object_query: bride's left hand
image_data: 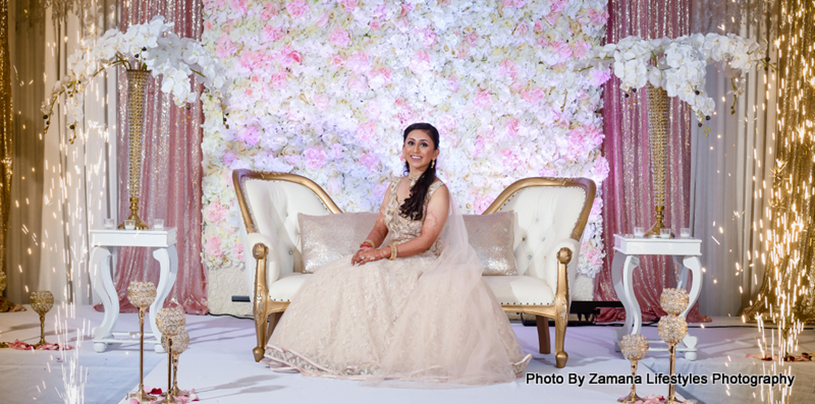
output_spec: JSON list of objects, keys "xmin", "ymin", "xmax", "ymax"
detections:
[{"xmin": 352, "ymin": 247, "xmax": 386, "ymax": 265}]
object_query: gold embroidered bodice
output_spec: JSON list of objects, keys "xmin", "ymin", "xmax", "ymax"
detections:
[{"xmin": 384, "ymin": 178, "xmax": 444, "ymax": 255}]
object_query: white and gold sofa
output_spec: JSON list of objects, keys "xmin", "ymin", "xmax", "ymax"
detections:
[{"xmin": 233, "ymin": 169, "xmax": 595, "ymax": 368}]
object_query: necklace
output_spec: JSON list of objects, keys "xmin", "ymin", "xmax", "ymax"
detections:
[{"xmin": 408, "ymin": 174, "xmax": 420, "ymax": 186}]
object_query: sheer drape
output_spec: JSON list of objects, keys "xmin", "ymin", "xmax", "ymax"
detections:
[
  {"xmin": 688, "ymin": 0, "xmax": 777, "ymax": 317},
  {"xmin": 594, "ymin": 0, "xmax": 709, "ymax": 323},
  {"xmin": 6, "ymin": 1, "xmax": 118, "ymax": 305},
  {"xmin": 111, "ymin": 0, "xmax": 207, "ymax": 314}
]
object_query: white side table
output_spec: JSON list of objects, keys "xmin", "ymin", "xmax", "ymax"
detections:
[
  {"xmin": 89, "ymin": 228, "xmax": 178, "ymax": 353},
  {"xmin": 611, "ymin": 234, "xmax": 702, "ymax": 360}
]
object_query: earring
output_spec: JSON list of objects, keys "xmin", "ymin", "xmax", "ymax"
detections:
[{"xmin": 431, "ymin": 160, "xmax": 435, "ymax": 169}]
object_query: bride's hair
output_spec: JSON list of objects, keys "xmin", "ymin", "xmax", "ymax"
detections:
[{"xmin": 400, "ymin": 122, "xmax": 439, "ymax": 221}]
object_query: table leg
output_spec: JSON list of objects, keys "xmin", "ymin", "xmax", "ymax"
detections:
[
  {"xmin": 679, "ymin": 256, "xmax": 702, "ymax": 320},
  {"xmin": 150, "ymin": 245, "xmax": 179, "ymax": 352},
  {"xmin": 613, "ymin": 252, "xmax": 642, "ymax": 345},
  {"xmin": 90, "ymin": 246, "xmax": 118, "ymax": 352}
]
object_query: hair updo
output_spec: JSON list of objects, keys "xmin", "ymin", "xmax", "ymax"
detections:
[{"xmin": 400, "ymin": 122, "xmax": 439, "ymax": 221}]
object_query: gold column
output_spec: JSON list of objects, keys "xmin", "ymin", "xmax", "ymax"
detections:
[
  {"xmin": 0, "ymin": 0, "xmax": 18, "ymax": 312},
  {"xmin": 745, "ymin": 0, "xmax": 815, "ymax": 347}
]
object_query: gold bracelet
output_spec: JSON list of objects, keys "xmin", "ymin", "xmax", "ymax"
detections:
[
  {"xmin": 389, "ymin": 244, "xmax": 397, "ymax": 260},
  {"xmin": 360, "ymin": 240, "xmax": 374, "ymax": 248}
]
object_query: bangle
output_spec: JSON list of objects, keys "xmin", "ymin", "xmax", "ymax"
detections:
[
  {"xmin": 389, "ymin": 244, "xmax": 397, "ymax": 260},
  {"xmin": 360, "ymin": 240, "xmax": 374, "ymax": 248}
]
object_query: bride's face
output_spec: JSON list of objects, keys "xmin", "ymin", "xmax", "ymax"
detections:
[{"xmin": 403, "ymin": 130, "xmax": 439, "ymax": 173}]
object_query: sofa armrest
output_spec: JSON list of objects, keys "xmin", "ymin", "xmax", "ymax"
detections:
[
  {"xmin": 537, "ymin": 239, "xmax": 580, "ymax": 304},
  {"xmin": 245, "ymin": 232, "xmax": 281, "ymax": 303}
]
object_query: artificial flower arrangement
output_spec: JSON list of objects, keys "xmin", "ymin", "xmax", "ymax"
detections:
[
  {"xmin": 593, "ymin": 33, "xmax": 766, "ymax": 122},
  {"xmin": 42, "ymin": 16, "xmax": 231, "ymax": 142}
]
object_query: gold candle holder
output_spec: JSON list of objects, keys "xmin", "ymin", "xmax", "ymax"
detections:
[
  {"xmin": 658, "ymin": 288, "xmax": 690, "ymax": 404},
  {"xmin": 156, "ymin": 308, "xmax": 186, "ymax": 401},
  {"xmin": 118, "ymin": 69, "xmax": 151, "ymax": 230},
  {"xmin": 167, "ymin": 330, "xmax": 189, "ymax": 399},
  {"xmin": 619, "ymin": 334, "xmax": 649, "ymax": 403},
  {"xmin": 29, "ymin": 291, "xmax": 54, "ymax": 346},
  {"xmin": 126, "ymin": 281, "xmax": 157, "ymax": 402}
]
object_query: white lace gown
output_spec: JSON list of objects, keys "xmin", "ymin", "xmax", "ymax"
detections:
[{"xmin": 265, "ymin": 179, "xmax": 531, "ymax": 384}]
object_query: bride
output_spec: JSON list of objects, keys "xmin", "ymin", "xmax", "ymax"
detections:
[{"xmin": 265, "ymin": 123, "xmax": 531, "ymax": 384}]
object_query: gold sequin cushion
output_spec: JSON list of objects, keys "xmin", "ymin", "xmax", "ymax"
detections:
[
  {"xmin": 463, "ymin": 212, "xmax": 518, "ymax": 276},
  {"xmin": 299, "ymin": 212, "xmax": 378, "ymax": 273}
]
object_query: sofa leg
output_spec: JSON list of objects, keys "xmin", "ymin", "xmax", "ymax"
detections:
[
  {"xmin": 535, "ymin": 316, "xmax": 551, "ymax": 354},
  {"xmin": 267, "ymin": 312, "xmax": 282, "ymax": 340},
  {"xmin": 253, "ymin": 312, "xmax": 270, "ymax": 362},
  {"xmin": 554, "ymin": 312, "xmax": 568, "ymax": 368}
]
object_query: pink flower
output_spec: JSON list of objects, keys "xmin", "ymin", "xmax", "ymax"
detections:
[
  {"xmin": 329, "ymin": 27, "xmax": 351, "ymax": 47},
  {"xmin": 516, "ymin": 22, "xmax": 529, "ymax": 35},
  {"xmin": 552, "ymin": 39, "xmax": 572, "ymax": 60},
  {"xmin": 593, "ymin": 158, "xmax": 610, "ymax": 182},
  {"xmin": 283, "ymin": 155, "xmax": 301, "ymax": 167},
  {"xmin": 465, "ymin": 31, "xmax": 479, "ymax": 46},
  {"xmin": 206, "ymin": 201, "xmax": 228, "ymax": 222},
  {"xmin": 313, "ymin": 94, "xmax": 330, "ymax": 111},
  {"xmin": 270, "ymin": 71, "xmax": 287, "ymax": 89},
  {"xmin": 304, "ymin": 147, "xmax": 328, "ymax": 170},
  {"xmin": 534, "ymin": 21, "xmax": 543, "ymax": 32},
  {"xmin": 279, "ymin": 46, "xmax": 302, "ymax": 66},
  {"xmin": 474, "ymin": 194, "xmax": 494, "ymax": 214},
  {"xmin": 590, "ymin": 68, "xmax": 612, "ymax": 86},
  {"xmin": 587, "ymin": 8, "xmax": 609, "ymax": 25},
  {"xmin": 540, "ymin": 167, "xmax": 558, "ymax": 177},
  {"xmin": 572, "ymin": 40, "xmax": 591, "ymax": 58},
  {"xmin": 330, "ymin": 54, "xmax": 345, "ymax": 67},
  {"xmin": 359, "ymin": 153, "xmax": 379, "ymax": 173},
  {"xmin": 370, "ymin": 20, "xmax": 381, "ymax": 30},
  {"xmin": 222, "ymin": 150, "xmax": 239, "ymax": 167},
  {"xmin": 417, "ymin": 26, "xmax": 437, "ymax": 47},
  {"xmin": 230, "ymin": 0, "xmax": 247, "ymax": 16},
  {"xmin": 215, "ymin": 34, "xmax": 237, "ymax": 59},
  {"xmin": 499, "ymin": 59, "xmax": 517, "ymax": 79},
  {"xmin": 357, "ymin": 121, "xmax": 377, "ymax": 147},
  {"xmin": 374, "ymin": 183, "xmax": 388, "ymax": 199},
  {"xmin": 473, "ymin": 89, "xmax": 493, "ymax": 109},
  {"xmin": 206, "ymin": 236, "xmax": 222, "ymax": 258},
  {"xmin": 505, "ymin": 118, "xmax": 520, "ymax": 137},
  {"xmin": 263, "ymin": 26, "xmax": 285, "ymax": 42},
  {"xmin": 369, "ymin": 67, "xmax": 392, "ymax": 87},
  {"xmin": 449, "ymin": 76, "xmax": 460, "ymax": 92},
  {"xmin": 347, "ymin": 52, "xmax": 369, "ymax": 74},
  {"xmin": 590, "ymin": 197, "xmax": 603, "ymax": 218},
  {"xmin": 502, "ymin": 0, "xmax": 526, "ymax": 8},
  {"xmin": 347, "ymin": 74, "xmax": 367, "ymax": 92},
  {"xmin": 204, "ymin": 21, "xmax": 213, "ymax": 31},
  {"xmin": 286, "ymin": 0, "xmax": 308, "ymax": 18},
  {"xmin": 339, "ymin": 0, "xmax": 357, "ymax": 12},
  {"xmin": 236, "ymin": 126, "xmax": 260, "ymax": 146}
]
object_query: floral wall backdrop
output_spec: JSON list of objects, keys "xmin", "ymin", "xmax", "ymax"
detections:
[{"xmin": 201, "ymin": 0, "xmax": 609, "ymax": 314}]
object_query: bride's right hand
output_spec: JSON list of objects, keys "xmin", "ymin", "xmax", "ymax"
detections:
[{"xmin": 352, "ymin": 247, "xmax": 370, "ymax": 265}]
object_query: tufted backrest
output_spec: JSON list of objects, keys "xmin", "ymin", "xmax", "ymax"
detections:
[
  {"xmin": 484, "ymin": 178, "xmax": 595, "ymax": 289},
  {"xmin": 234, "ymin": 170, "xmax": 341, "ymax": 279}
]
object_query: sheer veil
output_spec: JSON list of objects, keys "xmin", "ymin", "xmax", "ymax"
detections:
[{"xmin": 369, "ymin": 192, "xmax": 527, "ymax": 386}]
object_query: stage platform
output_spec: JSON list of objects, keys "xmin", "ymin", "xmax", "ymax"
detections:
[{"xmin": 1, "ymin": 305, "xmax": 812, "ymax": 403}]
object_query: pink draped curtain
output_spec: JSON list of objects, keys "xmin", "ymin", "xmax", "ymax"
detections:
[
  {"xmin": 593, "ymin": 0, "xmax": 709, "ymax": 323},
  {"xmin": 108, "ymin": 0, "xmax": 208, "ymax": 314}
]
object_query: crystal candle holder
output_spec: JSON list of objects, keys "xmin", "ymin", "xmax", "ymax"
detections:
[
  {"xmin": 619, "ymin": 334, "xmax": 649, "ymax": 403},
  {"xmin": 126, "ymin": 281, "xmax": 157, "ymax": 402},
  {"xmin": 156, "ymin": 307, "xmax": 186, "ymax": 337},
  {"xmin": 30, "ymin": 291, "xmax": 54, "ymax": 346}
]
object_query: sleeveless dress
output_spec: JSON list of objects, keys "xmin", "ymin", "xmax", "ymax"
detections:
[{"xmin": 264, "ymin": 178, "xmax": 530, "ymax": 383}]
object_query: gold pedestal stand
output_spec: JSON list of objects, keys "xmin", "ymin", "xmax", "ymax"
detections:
[
  {"xmin": 126, "ymin": 282, "xmax": 157, "ymax": 402},
  {"xmin": 118, "ymin": 70, "xmax": 151, "ymax": 230},
  {"xmin": 156, "ymin": 308, "xmax": 187, "ymax": 402},
  {"xmin": 644, "ymin": 84, "xmax": 672, "ymax": 239},
  {"xmin": 618, "ymin": 334, "xmax": 649, "ymax": 403},
  {"xmin": 30, "ymin": 291, "xmax": 54, "ymax": 346},
  {"xmin": 658, "ymin": 289, "xmax": 691, "ymax": 404}
]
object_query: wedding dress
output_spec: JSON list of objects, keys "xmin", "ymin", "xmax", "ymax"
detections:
[{"xmin": 265, "ymin": 178, "xmax": 531, "ymax": 384}]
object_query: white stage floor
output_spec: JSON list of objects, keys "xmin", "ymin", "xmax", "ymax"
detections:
[{"xmin": 1, "ymin": 305, "xmax": 812, "ymax": 403}]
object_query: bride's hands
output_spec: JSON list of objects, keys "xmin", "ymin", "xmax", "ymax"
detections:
[{"xmin": 352, "ymin": 246, "xmax": 386, "ymax": 265}]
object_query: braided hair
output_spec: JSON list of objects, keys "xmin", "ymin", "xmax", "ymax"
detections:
[{"xmin": 400, "ymin": 123, "xmax": 440, "ymax": 221}]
